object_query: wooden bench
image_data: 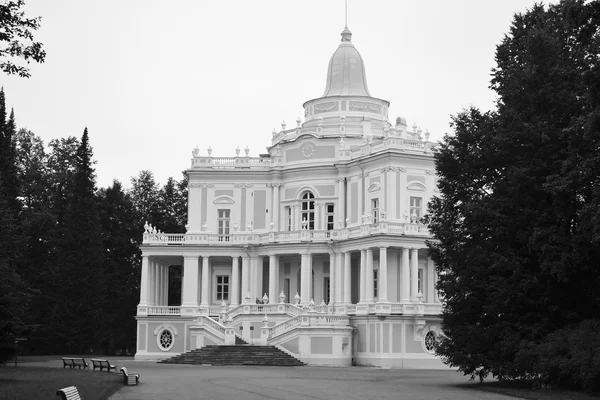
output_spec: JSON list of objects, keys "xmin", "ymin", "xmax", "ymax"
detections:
[
  {"xmin": 120, "ymin": 366, "xmax": 140, "ymax": 386},
  {"xmin": 56, "ymin": 386, "xmax": 81, "ymax": 400},
  {"xmin": 61, "ymin": 357, "xmax": 88, "ymax": 370},
  {"xmin": 90, "ymin": 358, "xmax": 115, "ymax": 372}
]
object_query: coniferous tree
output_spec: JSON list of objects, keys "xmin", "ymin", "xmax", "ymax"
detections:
[{"xmin": 63, "ymin": 127, "xmax": 104, "ymax": 353}]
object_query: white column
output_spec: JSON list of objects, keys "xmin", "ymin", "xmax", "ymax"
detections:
[
  {"xmin": 427, "ymin": 257, "xmax": 435, "ymax": 303},
  {"xmin": 386, "ymin": 168, "xmax": 395, "ymax": 220},
  {"xmin": 410, "ymin": 248, "xmax": 419, "ymax": 301},
  {"xmin": 337, "ymin": 178, "xmax": 345, "ymax": 227},
  {"xmin": 300, "ymin": 253, "xmax": 311, "ymax": 304},
  {"xmin": 241, "ymin": 256, "xmax": 250, "ymax": 302},
  {"xmin": 152, "ymin": 259, "xmax": 159, "ymax": 305},
  {"xmin": 343, "ymin": 252, "xmax": 351, "ymax": 304},
  {"xmin": 182, "ymin": 256, "xmax": 199, "ymax": 307},
  {"xmin": 365, "ymin": 249, "xmax": 374, "ymax": 303},
  {"xmin": 159, "ymin": 265, "xmax": 164, "ymax": 305},
  {"xmin": 188, "ymin": 185, "xmax": 202, "ymax": 233},
  {"xmin": 250, "ymin": 257, "xmax": 257, "ymax": 300},
  {"xmin": 329, "ymin": 252, "xmax": 336, "ymax": 304},
  {"xmin": 231, "ymin": 256, "xmax": 240, "ymax": 305},
  {"xmin": 400, "ymin": 171, "xmax": 407, "ymax": 220},
  {"xmin": 267, "ymin": 184, "xmax": 273, "ymax": 230},
  {"xmin": 269, "ymin": 255, "xmax": 278, "ymax": 302},
  {"xmin": 359, "ymin": 249, "xmax": 366, "ymax": 302},
  {"xmin": 164, "ymin": 266, "xmax": 169, "ymax": 306},
  {"xmin": 201, "ymin": 256, "xmax": 210, "ymax": 305},
  {"xmin": 139, "ymin": 256, "xmax": 149, "ymax": 306},
  {"xmin": 378, "ymin": 247, "xmax": 388, "ymax": 303},
  {"xmin": 401, "ymin": 248, "xmax": 410, "ymax": 302},
  {"xmin": 273, "ymin": 184, "xmax": 280, "ymax": 231},
  {"xmin": 358, "ymin": 175, "xmax": 364, "ymax": 220},
  {"xmin": 256, "ymin": 256, "xmax": 264, "ymax": 299},
  {"xmin": 335, "ymin": 253, "xmax": 343, "ymax": 303}
]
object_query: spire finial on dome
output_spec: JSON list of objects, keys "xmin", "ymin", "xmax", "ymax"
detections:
[
  {"xmin": 341, "ymin": 0, "xmax": 352, "ymax": 42},
  {"xmin": 341, "ymin": 26, "xmax": 352, "ymax": 42}
]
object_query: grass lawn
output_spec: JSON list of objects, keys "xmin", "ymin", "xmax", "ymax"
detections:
[
  {"xmin": 466, "ymin": 380, "xmax": 600, "ymax": 400},
  {"xmin": 0, "ymin": 366, "xmax": 123, "ymax": 400}
]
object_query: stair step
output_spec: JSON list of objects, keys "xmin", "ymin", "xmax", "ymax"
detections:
[{"xmin": 159, "ymin": 345, "xmax": 304, "ymax": 366}]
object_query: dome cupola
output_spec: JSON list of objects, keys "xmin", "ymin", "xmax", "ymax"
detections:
[{"xmin": 322, "ymin": 27, "xmax": 371, "ymax": 97}]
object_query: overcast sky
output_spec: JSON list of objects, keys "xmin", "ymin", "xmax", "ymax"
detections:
[{"xmin": 2, "ymin": 0, "xmax": 545, "ymax": 189}]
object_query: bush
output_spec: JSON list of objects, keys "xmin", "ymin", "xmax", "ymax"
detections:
[{"xmin": 530, "ymin": 319, "xmax": 600, "ymax": 392}]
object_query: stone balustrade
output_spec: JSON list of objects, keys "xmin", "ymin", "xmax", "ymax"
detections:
[
  {"xmin": 143, "ymin": 221, "xmax": 431, "ymax": 245},
  {"xmin": 190, "ymin": 137, "xmax": 437, "ymax": 170}
]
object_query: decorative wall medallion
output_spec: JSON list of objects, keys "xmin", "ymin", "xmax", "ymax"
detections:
[{"xmin": 302, "ymin": 143, "xmax": 315, "ymax": 158}]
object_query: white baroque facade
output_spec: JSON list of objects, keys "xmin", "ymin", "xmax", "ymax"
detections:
[{"xmin": 136, "ymin": 26, "xmax": 444, "ymax": 368}]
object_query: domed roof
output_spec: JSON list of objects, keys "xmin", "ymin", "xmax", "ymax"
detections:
[{"xmin": 322, "ymin": 27, "xmax": 371, "ymax": 97}]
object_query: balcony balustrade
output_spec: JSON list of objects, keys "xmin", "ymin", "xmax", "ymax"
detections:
[
  {"xmin": 191, "ymin": 137, "xmax": 437, "ymax": 170},
  {"xmin": 139, "ymin": 301, "xmax": 442, "ymax": 318},
  {"xmin": 142, "ymin": 221, "xmax": 430, "ymax": 245}
]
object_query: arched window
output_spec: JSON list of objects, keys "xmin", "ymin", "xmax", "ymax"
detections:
[{"xmin": 301, "ymin": 192, "xmax": 315, "ymax": 230}]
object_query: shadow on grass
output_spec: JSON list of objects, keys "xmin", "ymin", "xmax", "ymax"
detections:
[
  {"xmin": 452, "ymin": 380, "xmax": 600, "ymax": 400},
  {"xmin": 0, "ymin": 366, "xmax": 123, "ymax": 400}
]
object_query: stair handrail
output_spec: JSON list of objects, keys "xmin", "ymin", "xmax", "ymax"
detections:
[
  {"xmin": 198, "ymin": 315, "xmax": 226, "ymax": 339},
  {"xmin": 268, "ymin": 315, "xmax": 302, "ymax": 339},
  {"xmin": 284, "ymin": 303, "xmax": 306, "ymax": 316},
  {"xmin": 227, "ymin": 304, "xmax": 244, "ymax": 319}
]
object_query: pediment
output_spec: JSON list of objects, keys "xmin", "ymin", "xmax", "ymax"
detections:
[
  {"xmin": 407, "ymin": 182, "xmax": 426, "ymax": 191},
  {"xmin": 213, "ymin": 195, "xmax": 235, "ymax": 204},
  {"xmin": 367, "ymin": 183, "xmax": 381, "ymax": 193}
]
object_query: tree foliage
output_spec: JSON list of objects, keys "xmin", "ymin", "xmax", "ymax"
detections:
[
  {"xmin": 428, "ymin": 0, "xmax": 600, "ymax": 390},
  {"xmin": 0, "ymin": 0, "xmax": 46, "ymax": 77}
]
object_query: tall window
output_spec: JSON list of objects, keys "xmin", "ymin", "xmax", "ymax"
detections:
[
  {"xmin": 216, "ymin": 275, "xmax": 229, "ymax": 301},
  {"xmin": 418, "ymin": 269, "xmax": 423, "ymax": 293},
  {"xmin": 371, "ymin": 198, "xmax": 379, "ymax": 223},
  {"xmin": 218, "ymin": 209, "xmax": 230, "ymax": 241},
  {"xmin": 285, "ymin": 206, "xmax": 292, "ymax": 231},
  {"xmin": 410, "ymin": 197, "xmax": 422, "ymax": 221},
  {"xmin": 373, "ymin": 269, "xmax": 378, "ymax": 298},
  {"xmin": 326, "ymin": 203, "xmax": 335, "ymax": 230},
  {"xmin": 301, "ymin": 192, "xmax": 315, "ymax": 230},
  {"xmin": 323, "ymin": 277, "xmax": 330, "ymax": 304}
]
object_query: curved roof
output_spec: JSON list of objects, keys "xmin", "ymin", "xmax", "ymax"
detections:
[{"xmin": 322, "ymin": 27, "xmax": 371, "ymax": 97}]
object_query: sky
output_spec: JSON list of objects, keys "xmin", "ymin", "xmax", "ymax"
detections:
[{"xmin": 2, "ymin": 0, "xmax": 546, "ymax": 189}]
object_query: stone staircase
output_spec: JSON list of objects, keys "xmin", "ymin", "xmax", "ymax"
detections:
[{"xmin": 159, "ymin": 345, "xmax": 305, "ymax": 366}]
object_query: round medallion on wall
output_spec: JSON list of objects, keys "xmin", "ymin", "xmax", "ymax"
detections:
[{"xmin": 302, "ymin": 142, "xmax": 315, "ymax": 158}]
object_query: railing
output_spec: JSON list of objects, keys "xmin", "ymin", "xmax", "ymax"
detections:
[
  {"xmin": 308, "ymin": 315, "xmax": 348, "ymax": 325},
  {"xmin": 199, "ymin": 315, "xmax": 226, "ymax": 335},
  {"xmin": 143, "ymin": 222, "xmax": 430, "ymax": 245},
  {"xmin": 147, "ymin": 306, "xmax": 181, "ymax": 315},
  {"xmin": 269, "ymin": 315, "xmax": 302, "ymax": 339},
  {"xmin": 424, "ymin": 304, "xmax": 444, "ymax": 314},
  {"xmin": 143, "ymin": 302, "xmax": 442, "ymax": 317}
]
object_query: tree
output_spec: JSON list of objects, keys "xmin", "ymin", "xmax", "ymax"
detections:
[
  {"xmin": 0, "ymin": 180, "xmax": 32, "ymax": 364},
  {"xmin": 428, "ymin": 0, "xmax": 600, "ymax": 389},
  {"xmin": 0, "ymin": 0, "xmax": 45, "ymax": 77},
  {"xmin": 129, "ymin": 170, "xmax": 162, "ymax": 229},
  {"xmin": 159, "ymin": 176, "xmax": 188, "ymax": 233},
  {"xmin": 97, "ymin": 180, "xmax": 141, "ymax": 354}
]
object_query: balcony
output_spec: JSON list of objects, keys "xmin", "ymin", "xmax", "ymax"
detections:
[{"xmin": 142, "ymin": 221, "xmax": 431, "ymax": 246}]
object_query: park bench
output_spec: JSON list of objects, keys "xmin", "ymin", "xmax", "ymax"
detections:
[
  {"xmin": 56, "ymin": 386, "xmax": 81, "ymax": 400},
  {"xmin": 61, "ymin": 357, "xmax": 88, "ymax": 370},
  {"xmin": 120, "ymin": 366, "xmax": 141, "ymax": 386},
  {"xmin": 90, "ymin": 358, "xmax": 115, "ymax": 372}
]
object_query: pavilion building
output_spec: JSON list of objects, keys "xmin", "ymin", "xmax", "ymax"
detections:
[{"xmin": 135, "ymin": 25, "xmax": 444, "ymax": 368}]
